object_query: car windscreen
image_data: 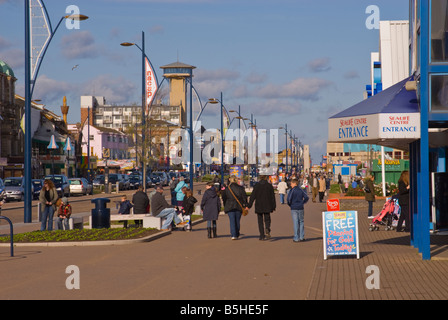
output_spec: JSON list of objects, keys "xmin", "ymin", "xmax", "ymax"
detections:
[{"xmin": 4, "ymin": 179, "xmax": 22, "ymax": 186}]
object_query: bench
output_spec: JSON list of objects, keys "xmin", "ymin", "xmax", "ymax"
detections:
[{"xmin": 109, "ymin": 214, "xmax": 163, "ymax": 230}]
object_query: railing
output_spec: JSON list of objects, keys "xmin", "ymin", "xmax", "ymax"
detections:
[{"xmin": 0, "ymin": 212, "xmax": 14, "ymax": 257}]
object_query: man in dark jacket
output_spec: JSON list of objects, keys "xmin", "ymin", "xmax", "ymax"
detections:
[
  {"xmin": 287, "ymin": 178, "xmax": 309, "ymax": 242},
  {"xmin": 248, "ymin": 175, "xmax": 276, "ymax": 240},
  {"xmin": 151, "ymin": 185, "xmax": 182, "ymax": 230},
  {"xmin": 132, "ymin": 186, "xmax": 149, "ymax": 227}
]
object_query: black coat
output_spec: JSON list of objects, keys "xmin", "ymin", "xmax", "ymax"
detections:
[
  {"xmin": 201, "ymin": 188, "xmax": 221, "ymax": 221},
  {"xmin": 183, "ymin": 196, "xmax": 197, "ymax": 216},
  {"xmin": 398, "ymin": 180, "xmax": 409, "ymax": 207},
  {"xmin": 221, "ymin": 183, "xmax": 247, "ymax": 213},
  {"xmin": 132, "ymin": 190, "xmax": 149, "ymax": 214},
  {"xmin": 248, "ymin": 179, "xmax": 276, "ymax": 213}
]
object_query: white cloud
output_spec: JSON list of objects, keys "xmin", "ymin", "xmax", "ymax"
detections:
[
  {"xmin": 253, "ymin": 77, "xmax": 332, "ymax": 101},
  {"xmin": 60, "ymin": 31, "xmax": 101, "ymax": 60},
  {"xmin": 307, "ymin": 57, "xmax": 332, "ymax": 73},
  {"xmin": 81, "ymin": 74, "xmax": 137, "ymax": 104}
]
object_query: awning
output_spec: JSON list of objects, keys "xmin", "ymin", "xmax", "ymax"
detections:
[{"xmin": 328, "ymin": 76, "xmax": 420, "ymax": 151}]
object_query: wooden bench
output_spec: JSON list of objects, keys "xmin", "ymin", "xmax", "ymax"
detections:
[{"xmin": 109, "ymin": 214, "xmax": 163, "ymax": 230}]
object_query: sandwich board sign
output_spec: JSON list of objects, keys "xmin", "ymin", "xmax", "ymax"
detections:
[{"xmin": 322, "ymin": 211, "xmax": 360, "ymax": 260}]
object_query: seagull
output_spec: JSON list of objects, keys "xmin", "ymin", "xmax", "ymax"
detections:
[{"xmin": 72, "ymin": 64, "xmax": 79, "ymax": 71}]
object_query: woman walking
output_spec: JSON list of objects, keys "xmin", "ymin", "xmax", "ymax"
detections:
[
  {"xmin": 222, "ymin": 176, "xmax": 248, "ymax": 240},
  {"xmin": 364, "ymin": 175, "xmax": 375, "ymax": 218},
  {"xmin": 201, "ymin": 182, "xmax": 221, "ymax": 238},
  {"xmin": 248, "ymin": 175, "xmax": 276, "ymax": 240},
  {"xmin": 397, "ymin": 170, "xmax": 410, "ymax": 232},
  {"xmin": 39, "ymin": 179, "xmax": 59, "ymax": 231}
]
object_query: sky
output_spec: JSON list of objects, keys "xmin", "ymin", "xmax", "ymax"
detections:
[{"xmin": 0, "ymin": 0, "xmax": 409, "ymax": 163}]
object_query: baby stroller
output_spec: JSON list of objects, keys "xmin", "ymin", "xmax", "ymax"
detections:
[{"xmin": 369, "ymin": 195, "xmax": 401, "ymax": 231}]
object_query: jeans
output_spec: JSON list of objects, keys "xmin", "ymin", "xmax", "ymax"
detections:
[
  {"xmin": 155, "ymin": 208, "xmax": 182, "ymax": 229},
  {"xmin": 280, "ymin": 193, "xmax": 285, "ymax": 204},
  {"xmin": 291, "ymin": 209, "xmax": 305, "ymax": 241},
  {"xmin": 57, "ymin": 217, "xmax": 70, "ymax": 230},
  {"xmin": 368, "ymin": 201, "xmax": 373, "ymax": 217},
  {"xmin": 41, "ymin": 205, "xmax": 55, "ymax": 231},
  {"xmin": 227, "ymin": 210, "xmax": 242, "ymax": 238}
]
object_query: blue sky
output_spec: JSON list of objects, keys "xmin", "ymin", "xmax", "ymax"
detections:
[{"xmin": 0, "ymin": 0, "xmax": 409, "ymax": 163}]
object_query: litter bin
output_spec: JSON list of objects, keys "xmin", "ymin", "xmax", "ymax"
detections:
[{"xmin": 91, "ymin": 198, "xmax": 111, "ymax": 229}]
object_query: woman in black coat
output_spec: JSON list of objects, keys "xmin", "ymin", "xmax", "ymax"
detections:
[
  {"xmin": 397, "ymin": 170, "xmax": 410, "ymax": 232},
  {"xmin": 248, "ymin": 175, "xmax": 276, "ymax": 240},
  {"xmin": 201, "ymin": 182, "xmax": 221, "ymax": 238}
]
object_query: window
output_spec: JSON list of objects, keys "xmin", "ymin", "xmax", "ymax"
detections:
[
  {"xmin": 431, "ymin": 0, "xmax": 448, "ymax": 62},
  {"xmin": 431, "ymin": 74, "xmax": 448, "ymax": 111}
]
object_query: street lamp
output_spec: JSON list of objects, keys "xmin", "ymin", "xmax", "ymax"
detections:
[
  {"xmin": 208, "ymin": 94, "xmax": 225, "ymax": 186},
  {"xmin": 121, "ymin": 31, "xmax": 159, "ymax": 193},
  {"xmin": 24, "ymin": 0, "xmax": 89, "ymax": 223}
]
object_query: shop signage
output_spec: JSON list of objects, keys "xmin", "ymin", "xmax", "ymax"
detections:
[{"xmin": 322, "ymin": 211, "xmax": 360, "ymax": 260}]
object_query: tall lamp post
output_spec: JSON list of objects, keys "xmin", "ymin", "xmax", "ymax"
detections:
[
  {"xmin": 121, "ymin": 31, "xmax": 159, "ymax": 193},
  {"xmin": 208, "ymin": 93, "xmax": 225, "ymax": 186},
  {"xmin": 24, "ymin": 0, "xmax": 88, "ymax": 223}
]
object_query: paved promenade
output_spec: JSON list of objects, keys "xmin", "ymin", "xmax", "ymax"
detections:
[{"xmin": 0, "ymin": 190, "xmax": 448, "ymax": 301}]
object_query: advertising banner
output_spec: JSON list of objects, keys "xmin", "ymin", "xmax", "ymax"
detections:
[{"xmin": 322, "ymin": 211, "xmax": 360, "ymax": 260}]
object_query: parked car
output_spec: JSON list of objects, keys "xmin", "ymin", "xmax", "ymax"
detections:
[
  {"xmin": 0, "ymin": 178, "xmax": 5, "ymax": 201},
  {"xmin": 152, "ymin": 172, "xmax": 169, "ymax": 186},
  {"xmin": 32, "ymin": 179, "xmax": 44, "ymax": 200},
  {"xmin": 44, "ymin": 175, "xmax": 70, "ymax": 197},
  {"xmin": 119, "ymin": 174, "xmax": 130, "ymax": 190},
  {"xmin": 69, "ymin": 178, "xmax": 92, "ymax": 196},
  {"xmin": 179, "ymin": 171, "xmax": 190, "ymax": 183},
  {"xmin": 129, "ymin": 175, "xmax": 141, "ymax": 189},
  {"xmin": 93, "ymin": 175, "xmax": 104, "ymax": 188},
  {"xmin": 4, "ymin": 177, "xmax": 28, "ymax": 202},
  {"xmin": 108, "ymin": 174, "xmax": 126, "ymax": 190}
]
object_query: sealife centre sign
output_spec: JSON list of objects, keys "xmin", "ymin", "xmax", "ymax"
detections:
[{"xmin": 328, "ymin": 112, "xmax": 420, "ymax": 144}]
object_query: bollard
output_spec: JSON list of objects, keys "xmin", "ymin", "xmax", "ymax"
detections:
[{"xmin": 90, "ymin": 198, "xmax": 111, "ymax": 229}]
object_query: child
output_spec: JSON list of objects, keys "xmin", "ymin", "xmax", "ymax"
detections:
[
  {"xmin": 57, "ymin": 197, "xmax": 72, "ymax": 230},
  {"xmin": 118, "ymin": 195, "xmax": 133, "ymax": 228},
  {"xmin": 201, "ymin": 182, "xmax": 221, "ymax": 238},
  {"xmin": 181, "ymin": 188, "xmax": 197, "ymax": 231}
]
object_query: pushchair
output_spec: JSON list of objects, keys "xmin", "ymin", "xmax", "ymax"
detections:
[{"xmin": 368, "ymin": 195, "xmax": 401, "ymax": 231}]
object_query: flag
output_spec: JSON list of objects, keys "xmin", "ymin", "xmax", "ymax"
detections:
[{"xmin": 145, "ymin": 57, "xmax": 158, "ymax": 115}]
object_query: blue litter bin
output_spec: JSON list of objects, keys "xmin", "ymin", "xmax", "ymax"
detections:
[{"xmin": 91, "ymin": 198, "xmax": 111, "ymax": 229}]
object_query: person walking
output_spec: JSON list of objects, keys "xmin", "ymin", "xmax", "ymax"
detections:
[
  {"xmin": 397, "ymin": 170, "xmax": 410, "ymax": 232},
  {"xmin": 201, "ymin": 182, "xmax": 221, "ymax": 238},
  {"xmin": 248, "ymin": 175, "xmax": 276, "ymax": 240},
  {"xmin": 311, "ymin": 173, "xmax": 318, "ymax": 202},
  {"xmin": 318, "ymin": 175, "xmax": 326, "ymax": 203},
  {"xmin": 364, "ymin": 175, "xmax": 375, "ymax": 218},
  {"xmin": 39, "ymin": 179, "xmax": 59, "ymax": 231},
  {"xmin": 287, "ymin": 178, "xmax": 309, "ymax": 242},
  {"xmin": 277, "ymin": 179, "xmax": 288, "ymax": 204},
  {"xmin": 132, "ymin": 185, "xmax": 149, "ymax": 227},
  {"xmin": 221, "ymin": 175, "xmax": 248, "ymax": 240}
]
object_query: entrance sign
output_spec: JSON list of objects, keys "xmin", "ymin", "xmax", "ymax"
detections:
[{"xmin": 322, "ymin": 211, "xmax": 360, "ymax": 260}]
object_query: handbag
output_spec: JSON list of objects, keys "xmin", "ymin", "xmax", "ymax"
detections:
[{"xmin": 228, "ymin": 184, "xmax": 249, "ymax": 216}]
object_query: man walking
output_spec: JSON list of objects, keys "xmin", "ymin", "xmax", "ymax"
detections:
[
  {"xmin": 311, "ymin": 173, "xmax": 318, "ymax": 203},
  {"xmin": 287, "ymin": 178, "xmax": 309, "ymax": 242},
  {"xmin": 248, "ymin": 175, "xmax": 276, "ymax": 240}
]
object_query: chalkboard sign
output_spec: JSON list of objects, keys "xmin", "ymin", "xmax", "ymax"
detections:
[{"xmin": 322, "ymin": 211, "xmax": 360, "ymax": 260}]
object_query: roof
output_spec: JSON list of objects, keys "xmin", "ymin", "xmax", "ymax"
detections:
[
  {"xmin": 330, "ymin": 76, "xmax": 418, "ymax": 119},
  {"xmin": 160, "ymin": 61, "xmax": 196, "ymax": 69},
  {"xmin": 0, "ymin": 60, "xmax": 15, "ymax": 78}
]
